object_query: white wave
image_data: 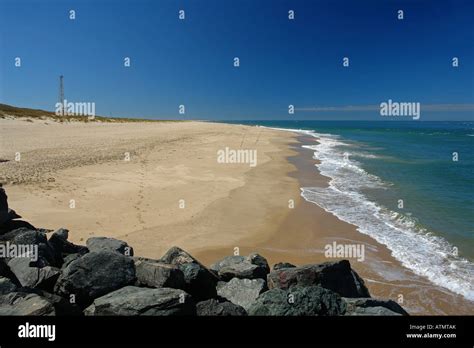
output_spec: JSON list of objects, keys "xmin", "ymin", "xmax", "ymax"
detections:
[{"xmin": 283, "ymin": 127, "xmax": 474, "ymax": 301}]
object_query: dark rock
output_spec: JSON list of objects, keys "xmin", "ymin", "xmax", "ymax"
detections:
[
  {"xmin": 61, "ymin": 253, "xmax": 83, "ymax": 269},
  {"xmin": 0, "ymin": 276, "xmax": 17, "ymax": 294},
  {"xmin": 84, "ymin": 286, "xmax": 195, "ymax": 316},
  {"xmin": 0, "ymin": 258, "xmax": 11, "ymax": 277},
  {"xmin": 196, "ymin": 298, "xmax": 247, "ymax": 316},
  {"xmin": 0, "ymin": 258, "xmax": 19, "ymax": 285},
  {"xmin": 161, "ymin": 246, "xmax": 197, "ymax": 264},
  {"xmin": 134, "ymin": 258, "xmax": 185, "ymax": 289},
  {"xmin": 86, "ymin": 237, "xmax": 133, "ymax": 256},
  {"xmin": 0, "ymin": 186, "xmax": 8, "ymax": 224},
  {"xmin": 179, "ymin": 262, "xmax": 218, "ymax": 300},
  {"xmin": 0, "ymin": 220, "xmax": 37, "ymax": 235},
  {"xmin": 0, "ymin": 228, "xmax": 46, "ymax": 254},
  {"xmin": 54, "ymin": 251, "xmax": 136, "ymax": 308},
  {"xmin": 217, "ymin": 277, "xmax": 267, "ymax": 311},
  {"xmin": 247, "ymin": 253, "xmax": 270, "ymax": 273},
  {"xmin": 343, "ymin": 297, "xmax": 408, "ymax": 316},
  {"xmin": 0, "ymin": 291, "xmax": 55, "ymax": 315},
  {"xmin": 273, "ymin": 262, "xmax": 296, "ymax": 270},
  {"xmin": 0, "ymin": 186, "xmax": 22, "ymax": 227},
  {"xmin": 8, "ymin": 257, "xmax": 60, "ymax": 291},
  {"xmin": 161, "ymin": 247, "xmax": 219, "ymax": 300},
  {"xmin": 48, "ymin": 228, "xmax": 88, "ymax": 258},
  {"xmin": 20, "ymin": 288, "xmax": 82, "ymax": 316},
  {"xmin": 0, "ymin": 228, "xmax": 59, "ymax": 266},
  {"xmin": 267, "ymin": 260, "xmax": 370, "ymax": 298},
  {"xmin": 210, "ymin": 253, "xmax": 270, "ymax": 281},
  {"xmin": 248, "ymin": 286, "xmax": 346, "ymax": 316}
]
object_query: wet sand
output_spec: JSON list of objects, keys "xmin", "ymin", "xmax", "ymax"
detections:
[{"xmin": 195, "ymin": 134, "xmax": 474, "ymax": 315}]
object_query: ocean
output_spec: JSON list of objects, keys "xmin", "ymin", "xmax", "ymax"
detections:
[{"xmin": 224, "ymin": 120, "xmax": 474, "ymax": 301}]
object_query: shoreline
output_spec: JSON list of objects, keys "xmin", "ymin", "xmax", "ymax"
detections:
[
  {"xmin": 1, "ymin": 118, "xmax": 473, "ymax": 314},
  {"xmin": 254, "ymin": 132, "xmax": 474, "ymax": 315}
]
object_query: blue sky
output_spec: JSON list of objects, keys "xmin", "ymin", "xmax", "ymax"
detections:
[{"xmin": 0, "ymin": 0, "xmax": 473, "ymax": 120}]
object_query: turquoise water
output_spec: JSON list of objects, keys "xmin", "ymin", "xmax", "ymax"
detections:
[{"xmin": 224, "ymin": 121, "xmax": 474, "ymax": 300}]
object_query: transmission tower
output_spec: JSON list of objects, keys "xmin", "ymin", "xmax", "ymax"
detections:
[{"xmin": 59, "ymin": 75, "xmax": 65, "ymax": 115}]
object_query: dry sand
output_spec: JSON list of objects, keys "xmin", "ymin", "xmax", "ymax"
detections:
[
  {"xmin": 1, "ymin": 118, "xmax": 472, "ymax": 315},
  {"xmin": 0, "ymin": 119, "xmax": 299, "ymax": 258}
]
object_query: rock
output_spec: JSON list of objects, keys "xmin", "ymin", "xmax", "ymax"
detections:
[
  {"xmin": 54, "ymin": 251, "xmax": 136, "ymax": 308},
  {"xmin": 53, "ymin": 228, "xmax": 69, "ymax": 240},
  {"xmin": 273, "ymin": 262, "xmax": 296, "ymax": 270},
  {"xmin": 7, "ymin": 257, "xmax": 60, "ymax": 291},
  {"xmin": 9, "ymin": 228, "xmax": 46, "ymax": 245},
  {"xmin": 161, "ymin": 247, "xmax": 219, "ymax": 300},
  {"xmin": 196, "ymin": 298, "xmax": 247, "ymax": 316},
  {"xmin": 21, "ymin": 288, "xmax": 82, "ymax": 316},
  {"xmin": 48, "ymin": 228, "xmax": 88, "ymax": 258},
  {"xmin": 84, "ymin": 286, "xmax": 195, "ymax": 316},
  {"xmin": 0, "ymin": 258, "xmax": 11, "ymax": 277},
  {"xmin": 217, "ymin": 277, "xmax": 267, "ymax": 311},
  {"xmin": 0, "ymin": 186, "xmax": 8, "ymax": 224},
  {"xmin": 0, "ymin": 220, "xmax": 37, "ymax": 235},
  {"xmin": 134, "ymin": 258, "xmax": 185, "ymax": 289},
  {"xmin": 161, "ymin": 246, "xmax": 197, "ymax": 265},
  {"xmin": 0, "ymin": 186, "xmax": 21, "ymax": 226},
  {"xmin": 0, "ymin": 276, "xmax": 17, "ymax": 294},
  {"xmin": 179, "ymin": 263, "xmax": 218, "ymax": 300},
  {"xmin": 86, "ymin": 237, "xmax": 133, "ymax": 256},
  {"xmin": 267, "ymin": 260, "xmax": 370, "ymax": 298},
  {"xmin": 0, "ymin": 258, "xmax": 19, "ymax": 285},
  {"xmin": 0, "ymin": 228, "xmax": 59, "ymax": 266},
  {"xmin": 0, "ymin": 292, "xmax": 55, "ymax": 315},
  {"xmin": 247, "ymin": 253, "xmax": 270, "ymax": 273},
  {"xmin": 210, "ymin": 253, "xmax": 270, "ymax": 281},
  {"xmin": 0, "ymin": 187, "xmax": 36, "ymax": 234},
  {"xmin": 343, "ymin": 297, "xmax": 408, "ymax": 316},
  {"xmin": 248, "ymin": 286, "xmax": 346, "ymax": 316},
  {"xmin": 61, "ymin": 253, "xmax": 83, "ymax": 269}
]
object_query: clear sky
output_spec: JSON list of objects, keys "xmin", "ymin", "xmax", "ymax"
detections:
[{"xmin": 0, "ymin": 0, "xmax": 473, "ymax": 120}]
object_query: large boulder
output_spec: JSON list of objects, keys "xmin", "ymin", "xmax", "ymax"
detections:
[
  {"xmin": 210, "ymin": 253, "xmax": 270, "ymax": 281},
  {"xmin": 217, "ymin": 277, "xmax": 267, "ymax": 311},
  {"xmin": 196, "ymin": 298, "xmax": 247, "ymax": 316},
  {"xmin": 86, "ymin": 237, "xmax": 133, "ymax": 256},
  {"xmin": 134, "ymin": 258, "xmax": 185, "ymax": 289},
  {"xmin": 0, "ymin": 276, "xmax": 17, "ymax": 294},
  {"xmin": 0, "ymin": 291, "xmax": 55, "ymax": 315},
  {"xmin": 84, "ymin": 286, "xmax": 195, "ymax": 316},
  {"xmin": 343, "ymin": 297, "xmax": 408, "ymax": 316},
  {"xmin": 161, "ymin": 247, "xmax": 219, "ymax": 300},
  {"xmin": 54, "ymin": 251, "xmax": 136, "ymax": 308},
  {"xmin": 267, "ymin": 260, "xmax": 370, "ymax": 298},
  {"xmin": 7, "ymin": 257, "xmax": 60, "ymax": 291},
  {"xmin": 248, "ymin": 286, "xmax": 346, "ymax": 316}
]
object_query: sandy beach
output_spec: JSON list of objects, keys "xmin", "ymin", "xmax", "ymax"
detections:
[
  {"xmin": 0, "ymin": 118, "xmax": 299, "ymax": 257},
  {"xmin": 1, "ymin": 118, "xmax": 473, "ymax": 315}
]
